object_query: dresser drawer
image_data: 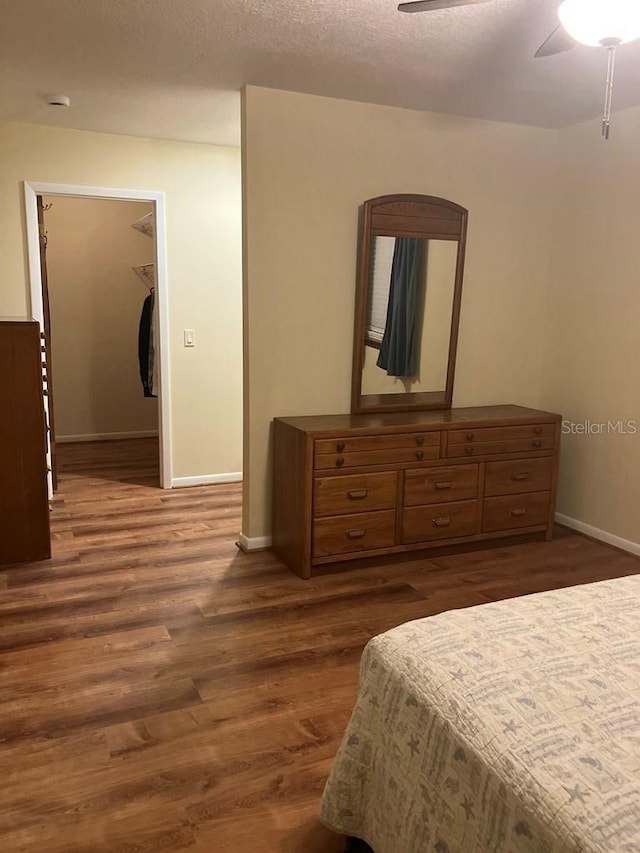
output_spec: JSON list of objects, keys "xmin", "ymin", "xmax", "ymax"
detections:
[
  {"xmin": 315, "ymin": 431, "xmax": 440, "ymax": 456},
  {"xmin": 447, "ymin": 423, "xmax": 556, "ymax": 458},
  {"xmin": 446, "ymin": 435, "xmax": 555, "ymax": 459},
  {"xmin": 485, "ymin": 457, "xmax": 554, "ymax": 497},
  {"xmin": 402, "ymin": 500, "xmax": 478, "ymax": 545},
  {"xmin": 482, "ymin": 491, "xmax": 551, "ymax": 533},
  {"xmin": 448, "ymin": 423, "xmax": 556, "ymax": 445},
  {"xmin": 314, "ymin": 472, "xmax": 397, "ymax": 517},
  {"xmin": 313, "ymin": 510, "xmax": 396, "ymax": 558},
  {"xmin": 315, "ymin": 445, "xmax": 439, "ymax": 470},
  {"xmin": 404, "ymin": 464, "xmax": 478, "ymax": 507}
]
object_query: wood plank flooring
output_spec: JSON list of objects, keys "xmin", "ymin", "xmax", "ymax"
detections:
[{"xmin": 1, "ymin": 437, "xmax": 638, "ymax": 852}]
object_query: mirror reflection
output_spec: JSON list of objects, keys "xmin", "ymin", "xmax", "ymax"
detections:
[{"xmin": 362, "ymin": 236, "xmax": 457, "ymax": 397}]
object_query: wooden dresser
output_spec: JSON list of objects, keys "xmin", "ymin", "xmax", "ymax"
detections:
[
  {"xmin": 272, "ymin": 405, "xmax": 561, "ymax": 579},
  {"xmin": 0, "ymin": 319, "xmax": 51, "ymax": 564}
]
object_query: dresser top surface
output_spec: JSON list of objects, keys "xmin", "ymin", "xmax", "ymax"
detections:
[
  {"xmin": 0, "ymin": 316, "xmax": 38, "ymax": 325},
  {"xmin": 275, "ymin": 405, "xmax": 561, "ymax": 435}
]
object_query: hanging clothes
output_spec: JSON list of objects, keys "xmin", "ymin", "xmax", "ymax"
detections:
[{"xmin": 138, "ymin": 290, "xmax": 157, "ymax": 397}]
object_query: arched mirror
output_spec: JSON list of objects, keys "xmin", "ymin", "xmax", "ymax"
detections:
[{"xmin": 351, "ymin": 194, "xmax": 468, "ymax": 414}]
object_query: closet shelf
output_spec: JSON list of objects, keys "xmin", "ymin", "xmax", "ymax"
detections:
[
  {"xmin": 132, "ymin": 263, "xmax": 155, "ymax": 288},
  {"xmin": 131, "ymin": 212, "xmax": 154, "ymax": 238}
]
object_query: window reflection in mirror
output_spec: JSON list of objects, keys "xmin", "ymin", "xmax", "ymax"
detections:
[{"xmin": 362, "ymin": 236, "xmax": 457, "ymax": 396}]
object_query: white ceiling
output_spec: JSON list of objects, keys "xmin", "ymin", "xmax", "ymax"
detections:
[{"xmin": 2, "ymin": 0, "xmax": 640, "ymax": 148}]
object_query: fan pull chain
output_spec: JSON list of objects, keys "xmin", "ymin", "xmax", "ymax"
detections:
[{"xmin": 602, "ymin": 45, "xmax": 617, "ymax": 140}]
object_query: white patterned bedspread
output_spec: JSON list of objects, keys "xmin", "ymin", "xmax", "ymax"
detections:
[{"xmin": 320, "ymin": 575, "xmax": 640, "ymax": 853}]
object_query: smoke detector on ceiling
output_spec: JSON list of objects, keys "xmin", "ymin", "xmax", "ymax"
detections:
[{"xmin": 46, "ymin": 94, "xmax": 71, "ymax": 108}]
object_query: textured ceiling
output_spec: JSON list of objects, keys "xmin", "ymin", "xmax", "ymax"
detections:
[{"xmin": 2, "ymin": 0, "xmax": 640, "ymax": 147}]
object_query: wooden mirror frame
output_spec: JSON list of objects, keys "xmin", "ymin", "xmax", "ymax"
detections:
[{"xmin": 351, "ymin": 194, "xmax": 468, "ymax": 415}]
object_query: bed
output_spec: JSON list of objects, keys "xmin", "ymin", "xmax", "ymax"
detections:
[{"xmin": 320, "ymin": 575, "xmax": 640, "ymax": 853}]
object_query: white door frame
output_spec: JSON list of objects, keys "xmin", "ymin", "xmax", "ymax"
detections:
[{"xmin": 23, "ymin": 181, "xmax": 173, "ymax": 489}]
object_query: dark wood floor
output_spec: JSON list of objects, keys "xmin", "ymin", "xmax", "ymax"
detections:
[{"xmin": 1, "ymin": 438, "xmax": 638, "ymax": 852}]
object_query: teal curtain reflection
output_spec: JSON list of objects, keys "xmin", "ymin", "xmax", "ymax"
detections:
[{"xmin": 377, "ymin": 238, "xmax": 423, "ymax": 377}]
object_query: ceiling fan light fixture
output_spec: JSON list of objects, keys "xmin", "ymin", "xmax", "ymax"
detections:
[{"xmin": 558, "ymin": 0, "xmax": 640, "ymax": 47}]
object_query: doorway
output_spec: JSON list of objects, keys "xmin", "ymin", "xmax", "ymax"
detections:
[{"xmin": 24, "ymin": 182, "xmax": 172, "ymax": 489}]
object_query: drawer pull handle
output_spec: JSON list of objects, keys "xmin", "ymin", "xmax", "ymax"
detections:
[
  {"xmin": 432, "ymin": 517, "xmax": 451, "ymax": 528},
  {"xmin": 465, "ymin": 446, "xmax": 474, "ymax": 455},
  {"xmin": 511, "ymin": 508, "xmax": 527, "ymax": 518},
  {"xmin": 416, "ymin": 450, "xmax": 425, "ymax": 461},
  {"xmin": 466, "ymin": 432, "xmax": 474, "ymax": 441},
  {"xmin": 336, "ymin": 441, "xmax": 345, "ymax": 453},
  {"xmin": 336, "ymin": 457, "xmax": 345, "ymax": 468},
  {"xmin": 347, "ymin": 529, "xmax": 366, "ymax": 540},
  {"xmin": 511, "ymin": 472, "xmax": 530, "ymax": 482},
  {"xmin": 435, "ymin": 481, "xmax": 453, "ymax": 490},
  {"xmin": 532, "ymin": 440, "xmax": 542, "ymax": 448},
  {"xmin": 347, "ymin": 489, "xmax": 368, "ymax": 500},
  {"xmin": 534, "ymin": 426, "xmax": 543, "ymax": 435},
  {"xmin": 416, "ymin": 436, "xmax": 425, "ymax": 446}
]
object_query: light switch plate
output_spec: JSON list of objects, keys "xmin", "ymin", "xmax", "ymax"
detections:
[{"xmin": 184, "ymin": 329, "xmax": 195, "ymax": 348}]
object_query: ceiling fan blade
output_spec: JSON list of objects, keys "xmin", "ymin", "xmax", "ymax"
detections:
[
  {"xmin": 398, "ymin": 0, "xmax": 493, "ymax": 13},
  {"xmin": 535, "ymin": 25, "xmax": 576, "ymax": 58}
]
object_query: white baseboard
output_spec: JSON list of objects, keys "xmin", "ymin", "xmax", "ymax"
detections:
[
  {"xmin": 171, "ymin": 472, "xmax": 243, "ymax": 488},
  {"xmin": 555, "ymin": 512, "xmax": 640, "ymax": 558},
  {"xmin": 237, "ymin": 533, "xmax": 272, "ymax": 552},
  {"xmin": 57, "ymin": 430, "xmax": 159, "ymax": 443}
]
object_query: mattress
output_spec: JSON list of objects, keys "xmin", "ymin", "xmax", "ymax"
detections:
[{"xmin": 319, "ymin": 574, "xmax": 640, "ymax": 853}]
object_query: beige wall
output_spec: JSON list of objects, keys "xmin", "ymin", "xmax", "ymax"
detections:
[
  {"xmin": 541, "ymin": 106, "xmax": 640, "ymax": 545},
  {"xmin": 0, "ymin": 121, "xmax": 242, "ymax": 480},
  {"xmin": 43, "ymin": 196, "xmax": 158, "ymax": 439},
  {"xmin": 242, "ymin": 86, "xmax": 559, "ymax": 539}
]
